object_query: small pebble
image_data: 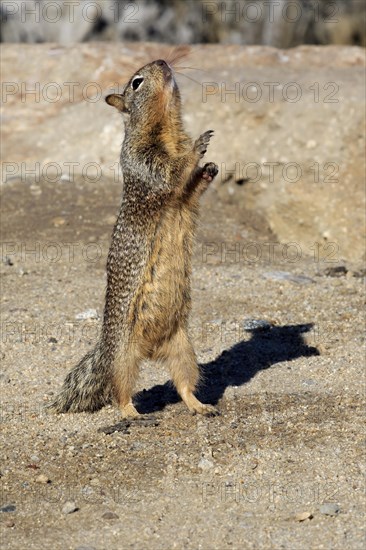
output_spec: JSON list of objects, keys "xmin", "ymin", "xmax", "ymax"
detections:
[
  {"xmin": 324, "ymin": 266, "xmax": 347, "ymax": 277},
  {"xmin": 249, "ymin": 459, "xmax": 259, "ymax": 470},
  {"xmin": 89, "ymin": 477, "xmax": 100, "ymax": 486},
  {"xmin": 198, "ymin": 457, "xmax": 214, "ymax": 471},
  {"xmin": 98, "ymin": 421, "xmax": 131, "ymax": 435},
  {"xmin": 101, "ymin": 511, "xmax": 119, "ymax": 520},
  {"xmin": 62, "ymin": 501, "xmax": 78, "ymax": 514},
  {"xmin": 302, "ymin": 379, "xmax": 317, "ymax": 386},
  {"xmin": 320, "ymin": 503, "xmax": 340, "ymax": 516},
  {"xmin": 35, "ymin": 474, "xmax": 50, "ymax": 484},
  {"xmin": 5, "ymin": 519, "xmax": 15, "ymax": 527},
  {"xmin": 263, "ymin": 271, "xmax": 314, "ymax": 284},
  {"xmin": 0, "ymin": 504, "xmax": 16, "ymax": 513},
  {"xmin": 75, "ymin": 309, "xmax": 99, "ymax": 320},
  {"xmin": 295, "ymin": 511, "xmax": 313, "ymax": 521},
  {"xmin": 2, "ymin": 256, "xmax": 14, "ymax": 266},
  {"xmin": 30, "ymin": 185, "xmax": 42, "ymax": 195},
  {"xmin": 243, "ymin": 318, "xmax": 272, "ymax": 331},
  {"xmin": 52, "ymin": 216, "xmax": 66, "ymax": 227},
  {"xmin": 306, "ymin": 139, "xmax": 317, "ymax": 149}
]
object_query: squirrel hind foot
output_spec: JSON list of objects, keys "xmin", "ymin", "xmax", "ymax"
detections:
[
  {"xmin": 190, "ymin": 403, "xmax": 220, "ymax": 417},
  {"xmin": 180, "ymin": 387, "xmax": 219, "ymax": 417},
  {"xmin": 120, "ymin": 402, "xmax": 140, "ymax": 419}
]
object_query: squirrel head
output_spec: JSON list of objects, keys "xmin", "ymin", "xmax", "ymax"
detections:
[{"xmin": 105, "ymin": 59, "xmax": 180, "ymax": 124}]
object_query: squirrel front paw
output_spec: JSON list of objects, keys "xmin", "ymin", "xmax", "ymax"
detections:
[
  {"xmin": 201, "ymin": 162, "xmax": 218, "ymax": 183},
  {"xmin": 194, "ymin": 130, "xmax": 214, "ymax": 158}
]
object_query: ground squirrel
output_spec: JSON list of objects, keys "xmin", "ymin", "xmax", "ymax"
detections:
[{"xmin": 49, "ymin": 58, "xmax": 219, "ymax": 418}]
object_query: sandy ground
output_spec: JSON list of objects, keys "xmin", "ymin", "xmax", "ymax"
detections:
[{"xmin": 0, "ymin": 174, "xmax": 365, "ymax": 549}]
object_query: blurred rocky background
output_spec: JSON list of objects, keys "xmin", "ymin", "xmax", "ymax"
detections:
[{"xmin": 1, "ymin": 0, "xmax": 365, "ymax": 47}]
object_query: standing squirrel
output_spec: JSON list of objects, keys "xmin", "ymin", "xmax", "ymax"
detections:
[{"xmin": 49, "ymin": 59, "xmax": 218, "ymax": 418}]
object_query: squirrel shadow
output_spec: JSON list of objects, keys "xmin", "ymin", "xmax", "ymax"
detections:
[{"xmin": 134, "ymin": 323, "xmax": 319, "ymax": 414}]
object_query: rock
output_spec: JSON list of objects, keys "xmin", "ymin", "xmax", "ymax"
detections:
[
  {"xmin": 294, "ymin": 511, "xmax": 313, "ymax": 522},
  {"xmin": 62, "ymin": 501, "xmax": 78, "ymax": 514},
  {"xmin": 29, "ymin": 185, "xmax": 42, "ymax": 196},
  {"xmin": 98, "ymin": 416, "xmax": 159, "ymax": 434},
  {"xmin": 98, "ymin": 421, "xmax": 131, "ymax": 435},
  {"xmin": 320, "ymin": 503, "xmax": 340, "ymax": 516},
  {"xmin": 89, "ymin": 478, "xmax": 100, "ymax": 486},
  {"xmin": 52, "ymin": 216, "xmax": 66, "ymax": 227},
  {"xmin": 243, "ymin": 319, "xmax": 272, "ymax": 331},
  {"xmin": 263, "ymin": 271, "xmax": 314, "ymax": 284},
  {"xmin": 324, "ymin": 266, "xmax": 348, "ymax": 277},
  {"xmin": 5, "ymin": 519, "xmax": 15, "ymax": 527},
  {"xmin": 198, "ymin": 457, "xmax": 214, "ymax": 471},
  {"xmin": 302, "ymin": 379, "xmax": 317, "ymax": 386},
  {"xmin": 75, "ymin": 309, "xmax": 99, "ymax": 320},
  {"xmin": 0, "ymin": 504, "xmax": 16, "ymax": 513},
  {"xmin": 101, "ymin": 511, "xmax": 119, "ymax": 520},
  {"xmin": 2, "ymin": 256, "xmax": 13, "ymax": 266},
  {"xmin": 35, "ymin": 474, "xmax": 50, "ymax": 484},
  {"xmin": 249, "ymin": 459, "xmax": 259, "ymax": 470},
  {"xmin": 306, "ymin": 140, "xmax": 317, "ymax": 149}
]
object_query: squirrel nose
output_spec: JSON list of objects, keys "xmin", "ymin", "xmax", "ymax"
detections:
[{"xmin": 155, "ymin": 59, "xmax": 172, "ymax": 80}]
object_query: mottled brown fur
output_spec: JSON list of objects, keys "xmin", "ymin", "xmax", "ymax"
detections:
[{"xmin": 48, "ymin": 59, "xmax": 218, "ymax": 418}]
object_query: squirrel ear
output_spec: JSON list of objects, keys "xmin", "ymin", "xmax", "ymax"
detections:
[{"xmin": 105, "ymin": 94, "xmax": 125, "ymax": 112}]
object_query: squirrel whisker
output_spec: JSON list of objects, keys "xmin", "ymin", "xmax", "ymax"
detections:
[
  {"xmin": 166, "ymin": 45, "xmax": 191, "ymax": 67},
  {"xmin": 173, "ymin": 66, "xmax": 207, "ymax": 73},
  {"xmin": 174, "ymin": 71, "xmax": 202, "ymax": 86}
]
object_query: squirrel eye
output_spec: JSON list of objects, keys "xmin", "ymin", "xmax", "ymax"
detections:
[{"xmin": 131, "ymin": 76, "xmax": 144, "ymax": 91}]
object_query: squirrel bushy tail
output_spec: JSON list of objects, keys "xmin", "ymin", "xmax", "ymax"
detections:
[{"xmin": 47, "ymin": 345, "xmax": 112, "ymax": 413}]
